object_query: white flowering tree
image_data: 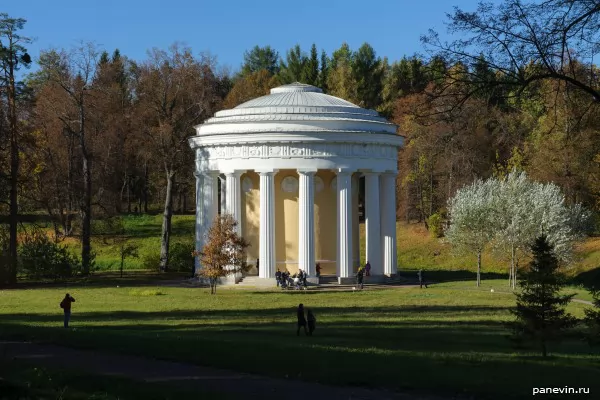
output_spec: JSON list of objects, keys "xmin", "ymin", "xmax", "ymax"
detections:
[
  {"xmin": 446, "ymin": 178, "xmax": 500, "ymax": 287},
  {"xmin": 447, "ymin": 171, "xmax": 591, "ymax": 289},
  {"xmin": 495, "ymin": 172, "xmax": 591, "ymax": 289}
]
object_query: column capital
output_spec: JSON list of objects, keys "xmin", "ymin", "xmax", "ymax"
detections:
[
  {"xmin": 256, "ymin": 168, "xmax": 279, "ymax": 175},
  {"xmin": 223, "ymin": 170, "xmax": 246, "ymax": 177},
  {"xmin": 297, "ymin": 168, "xmax": 317, "ymax": 175}
]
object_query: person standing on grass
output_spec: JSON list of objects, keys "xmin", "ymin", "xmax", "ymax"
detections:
[
  {"xmin": 60, "ymin": 293, "xmax": 76, "ymax": 328},
  {"xmin": 297, "ymin": 303, "xmax": 308, "ymax": 336},
  {"xmin": 418, "ymin": 269, "xmax": 428, "ymax": 289},
  {"xmin": 307, "ymin": 309, "xmax": 316, "ymax": 336},
  {"xmin": 357, "ymin": 268, "xmax": 364, "ymax": 290}
]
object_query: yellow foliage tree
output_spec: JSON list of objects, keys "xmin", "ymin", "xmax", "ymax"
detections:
[{"xmin": 192, "ymin": 214, "xmax": 250, "ymax": 294}]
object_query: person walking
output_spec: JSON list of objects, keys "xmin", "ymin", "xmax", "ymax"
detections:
[
  {"xmin": 356, "ymin": 268, "xmax": 364, "ymax": 290},
  {"xmin": 307, "ymin": 309, "xmax": 317, "ymax": 336},
  {"xmin": 296, "ymin": 304, "xmax": 308, "ymax": 336},
  {"xmin": 418, "ymin": 269, "xmax": 428, "ymax": 289},
  {"xmin": 365, "ymin": 261, "xmax": 371, "ymax": 277},
  {"xmin": 315, "ymin": 263, "xmax": 322, "ymax": 278},
  {"xmin": 275, "ymin": 269, "xmax": 282, "ymax": 287},
  {"xmin": 60, "ymin": 293, "xmax": 76, "ymax": 328}
]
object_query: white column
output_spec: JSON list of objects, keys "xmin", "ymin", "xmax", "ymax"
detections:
[
  {"xmin": 219, "ymin": 175, "xmax": 226, "ymax": 215},
  {"xmin": 352, "ymin": 173, "xmax": 360, "ymax": 271},
  {"xmin": 337, "ymin": 170, "xmax": 353, "ymax": 279},
  {"xmin": 225, "ymin": 171, "xmax": 244, "ymax": 234},
  {"xmin": 298, "ymin": 170, "xmax": 316, "ymax": 277},
  {"xmin": 259, "ymin": 170, "xmax": 277, "ymax": 279},
  {"xmin": 202, "ymin": 171, "xmax": 219, "ymax": 233},
  {"xmin": 194, "ymin": 172, "xmax": 204, "ymax": 274},
  {"xmin": 365, "ymin": 172, "xmax": 382, "ymax": 275},
  {"xmin": 380, "ymin": 172, "xmax": 397, "ymax": 276}
]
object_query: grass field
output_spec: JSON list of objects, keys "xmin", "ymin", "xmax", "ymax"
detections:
[
  {"xmin": 0, "ymin": 280, "xmax": 598, "ymax": 399},
  {"xmin": 40, "ymin": 214, "xmax": 600, "ymax": 284},
  {"xmin": 0, "ymin": 361, "xmax": 229, "ymax": 400}
]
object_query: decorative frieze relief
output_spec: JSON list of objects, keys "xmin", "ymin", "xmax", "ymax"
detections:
[{"xmin": 196, "ymin": 142, "xmax": 397, "ymax": 162}]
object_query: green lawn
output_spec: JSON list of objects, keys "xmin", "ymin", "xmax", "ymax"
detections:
[
  {"xmin": 0, "ymin": 361, "xmax": 229, "ymax": 399},
  {"xmin": 0, "ymin": 280, "xmax": 598, "ymax": 399}
]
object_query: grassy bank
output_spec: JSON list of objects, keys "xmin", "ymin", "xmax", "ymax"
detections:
[{"xmin": 0, "ymin": 281, "xmax": 597, "ymax": 399}]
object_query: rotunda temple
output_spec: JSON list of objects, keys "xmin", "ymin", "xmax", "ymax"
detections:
[{"xmin": 188, "ymin": 82, "xmax": 403, "ymax": 284}]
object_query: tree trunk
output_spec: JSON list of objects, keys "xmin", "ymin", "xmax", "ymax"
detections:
[
  {"xmin": 143, "ymin": 161, "xmax": 149, "ymax": 213},
  {"xmin": 510, "ymin": 244, "xmax": 515, "ymax": 289},
  {"xmin": 127, "ymin": 174, "xmax": 131, "ymax": 213},
  {"xmin": 476, "ymin": 250, "xmax": 481, "ymax": 287},
  {"xmin": 80, "ymin": 104, "xmax": 92, "ymax": 276},
  {"xmin": 159, "ymin": 169, "xmax": 175, "ymax": 271},
  {"xmin": 7, "ymin": 54, "xmax": 18, "ymax": 285}
]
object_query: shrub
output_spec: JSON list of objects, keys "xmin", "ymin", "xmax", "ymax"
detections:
[
  {"xmin": 19, "ymin": 230, "xmax": 80, "ymax": 281},
  {"xmin": 141, "ymin": 248, "xmax": 161, "ymax": 270},
  {"xmin": 427, "ymin": 213, "xmax": 444, "ymax": 238},
  {"xmin": 168, "ymin": 241, "xmax": 195, "ymax": 273}
]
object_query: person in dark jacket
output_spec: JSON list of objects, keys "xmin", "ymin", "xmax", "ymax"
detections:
[
  {"xmin": 418, "ymin": 269, "xmax": 428, "ymax": 289},
  {"xmin": 296, "ymin": 303, "xmax": 308, "ymax": 336},
  {"xmin": 60, "ymin": 293, "xmax": 76, "ymax": 328},
  {"xmin": 307, "ymin": 309, "xmax": 316, "ymax": 336},
  {"xmin": 275, "ymin": 269, "xmax": 282, "ymax": 287},
  {"xmin": 357, "ymin": 269, "xmax": 364, "ymax": 290},
  {"xmin": 315, "ymin": 263, "xmax": 322, "ymax": 277}
]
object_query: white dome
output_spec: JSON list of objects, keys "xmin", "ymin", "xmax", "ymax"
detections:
[{"xmin": 196, "ymin": 82, "xmax": 395, "ymax": 136}]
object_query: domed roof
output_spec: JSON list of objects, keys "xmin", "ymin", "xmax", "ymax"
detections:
[{"xmin": 196, "ymin": 82, "xmax": 397, "ymax": 136}]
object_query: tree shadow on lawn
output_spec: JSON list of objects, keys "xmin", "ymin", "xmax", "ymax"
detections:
[
  {"xmin": 0, "ymin": 304, "xmax": 581, "ymax": 358},
  {"xmin": 398, "ymin": 269, "xmax": 507, "ymax": 283},
  {"xmin": 1, "ymin": 317, "xmax": 598, "ymax": 400}
]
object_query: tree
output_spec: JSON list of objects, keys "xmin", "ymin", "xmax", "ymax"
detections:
[
  {"xmin": 352, "ymin": 43, "xmax": 383, "ymax": 109},
  {"xmin": 193, "ymin": 214, "xmax": 250, "ymax": 294},
  {"xmin": 327, "ymin": 43, "xmax": 357, "ymax": 102},
  {"xmin": 446, "ymin": 178, "xmax": 499, "ymax": 286},
  {"xmin": 510, "ymin": 235, "xmax": 576, "ymax": 357},
  {"xmin": 133, "ymin": 45, "xmax": 220, "ymax": 271},
  {"xmin": 301, "ymin": 44, "xmax": 319, "ymax": 86},
  {"xmin": 0, "ymin": 13, "xmax": 31, "ymax": 285},
  {"xmin": 35, "ymin": 44, "xmax": 101, "ymax": 275},
  {"xmin": 494, "ymin": 171, "xmax": 591, "ymax": 289},
  {"xmin": 319, "ymin": 50, "xmax": 329, "ymax": 91},
  {"xmin": 584, "ymin": 287, "xmax": 600, "ymax": 346},
  {"xmin": 422, "ymin": 0, "xmax": 600, "ymax": 110},
  {"xmin": 223, "ymin": 69, "xmax": 277, "ymax": 109},
  {"xmin": 241, "ymin": 45, "xmax": 279, "ymax": 76},
  {"xmin": 279, "ymin": 44, "xmax": 307, "ymax": 83}
]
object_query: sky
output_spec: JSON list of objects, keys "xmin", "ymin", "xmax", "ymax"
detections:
[{"xmin": 5, "ymin": 0, "xmax": 487, "ymax": 74}]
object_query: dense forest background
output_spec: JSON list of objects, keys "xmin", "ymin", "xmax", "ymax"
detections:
[{"xmin": 1, "ymin": 0, "xmax": 599, "ymax": 284}]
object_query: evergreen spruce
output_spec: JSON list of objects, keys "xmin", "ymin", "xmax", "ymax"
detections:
[
  {"xmin": 584, "ymin": 288, "xmax": 600, "ymax": 346},
  {"xmin": 510, "ymin": 236, "xmax": 576, "ymax": 357}
]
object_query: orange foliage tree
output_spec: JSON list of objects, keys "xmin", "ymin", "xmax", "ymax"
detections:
[{"xmin": 192, "ymin": 214, "xmax": 250, "ymax": 294}]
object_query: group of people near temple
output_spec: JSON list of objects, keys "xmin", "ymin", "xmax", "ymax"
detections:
[{"xmin": 275, "ymin": 268, "xmax": 307, "ymax": 289}]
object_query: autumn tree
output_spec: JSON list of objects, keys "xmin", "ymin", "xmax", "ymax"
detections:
[
  {"xmin": 422, "ymin": 0, "xmax": 600, "ymax": 109},
  {"xmin": 510, "ymin": 235, "xmax": 576, "ymax": 357},
  {"xmin": 133, "ymin": 45, "xmax": 221, "ymax": 271},
  {"xmin": 223, "ymin": 69, "xmax": 277, "ymax": 109},
  {"xmin": 33, "ymin": 44, "xmax": 101, "ymax": 275},
  {"xmin": 193, "ymin": 214, "xmax": 250, "ymax": 294},
  {"xmin": 0, "ymin": 13, "xmax": 31, "ymax": 285}
]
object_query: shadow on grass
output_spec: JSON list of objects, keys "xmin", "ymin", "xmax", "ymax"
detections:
[
  {"xmin": 399, "ymin": 269, "xmax": 507, "ymax": 283},
  {"xmin": 0, "ymin": 304, "xmax": 598, "ymax": 399},
  {"xmin": 573, "ymin": 267, "xmax": 600, "ymax": 290}
]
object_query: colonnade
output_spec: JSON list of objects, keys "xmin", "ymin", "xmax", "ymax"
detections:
[{"xmin": 194, "ymin": 169, "xmax": 397, "ymax": 282}]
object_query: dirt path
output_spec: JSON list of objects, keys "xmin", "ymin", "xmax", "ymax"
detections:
[{"xmin": 1, "ymin": 341, "xmax": 442, "ymax": 400}]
